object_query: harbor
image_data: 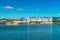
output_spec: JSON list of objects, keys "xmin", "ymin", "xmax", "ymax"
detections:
[{"xmin": 0, "ymin": 16, "xmax": 54, "ymax": 25}]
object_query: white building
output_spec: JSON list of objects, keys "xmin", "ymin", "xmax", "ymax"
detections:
[{"xmin": 27, "ymin": 16, "xmax": 53, "ymax": 24}]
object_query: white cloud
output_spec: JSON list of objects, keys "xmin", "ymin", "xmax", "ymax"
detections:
[
  {"xmin": 2, "ymin": 6, "xmax": 13, "ymax": 9},
  {"xmin": 17, "ymin": 8, "xmax": 23, "ymax": 11}
]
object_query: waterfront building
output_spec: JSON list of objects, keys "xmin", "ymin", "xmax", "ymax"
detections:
[
  {"xmin": 22, "ymin": 20, "xmax": 27, "ymax": 23},
  {"xmin": 12, "ymin": 20, "xmax": 22, "ymax": 24},
  {"xmin": 12, "ymin": 19, "xmax": 27, "ymax": 24},
  {"xmin": 0, "ymin": 19, "xmax": 7, "ymax": 23},
  {"xmin": 27, "ymin": 16, "xmax": 53, "ymax": 24}
]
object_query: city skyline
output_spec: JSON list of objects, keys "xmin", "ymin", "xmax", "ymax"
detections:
[{"xmin": 0, "ymin": 0, "xmax": 60, "ymax": 19}]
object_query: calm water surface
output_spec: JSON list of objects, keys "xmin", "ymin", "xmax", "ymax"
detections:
[{"xmin": 0, "ymin": 24, "xmax": 59, "ymax": 40}]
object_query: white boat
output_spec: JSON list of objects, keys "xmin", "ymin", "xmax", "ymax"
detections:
[
  {"xmin": 40, "ymin": 21, "xmax": 53, "ymax": 24},
  {"xmin": 6, "ymin": 22, "xmax": 18, "ymax": 25}
]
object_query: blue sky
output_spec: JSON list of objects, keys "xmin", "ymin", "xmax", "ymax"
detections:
[{"xmin": 0, "ymin": 0, "xmax": 60, "ymax": 19}]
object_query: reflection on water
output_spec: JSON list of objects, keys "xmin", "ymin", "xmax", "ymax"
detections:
[
  {"xmin": 0, "ymin": 24, "xmax": 59, "ymax": 40},
  {"xmin": 56, "ymin": 24, "xmax": 60, "ymax": 26}
]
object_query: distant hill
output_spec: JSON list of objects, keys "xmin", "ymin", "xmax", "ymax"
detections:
[{"xmin": 52, "ymin": 17, "xmax": 60, "ymax": 20}]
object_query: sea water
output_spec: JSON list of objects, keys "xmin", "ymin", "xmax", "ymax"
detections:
[{"xmin": 0, "ymin": 24, "xmax": 59, "ymax": 40}]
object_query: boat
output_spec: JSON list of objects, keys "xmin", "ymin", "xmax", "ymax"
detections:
[
  {"xmin": 40, "ymin": 21, "xmax": 53, "ymax": 24},
  {"xmin": 6, "ymin": 22, "xmax": 18, "ymax": 25}
]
